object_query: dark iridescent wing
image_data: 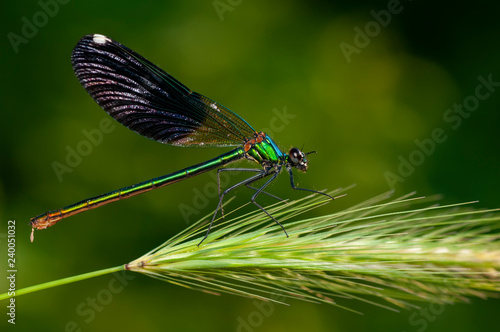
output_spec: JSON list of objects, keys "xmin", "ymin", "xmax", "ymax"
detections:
[{"xmin": 71, "ymin": 34, "xmax": 256, "ymax": 147}]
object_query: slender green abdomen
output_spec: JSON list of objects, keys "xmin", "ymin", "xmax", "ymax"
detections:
[{"xmin": 31, "ymin": 148, "xmax": 246, "ymax": 229}]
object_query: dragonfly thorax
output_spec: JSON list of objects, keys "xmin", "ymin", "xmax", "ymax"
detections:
[{"xmin": 244, "ymin": 132, "xmax": 285, "ymax": 166}]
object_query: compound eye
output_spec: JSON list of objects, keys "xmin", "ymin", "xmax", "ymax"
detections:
[{"xmin": 289, "ymin": 147, "xmax": 303, "ymax": 164}]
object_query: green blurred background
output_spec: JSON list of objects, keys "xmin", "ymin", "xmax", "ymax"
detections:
[{"xmin": 1, "ymin": 1, "xmax": 499, "ymax": 331}]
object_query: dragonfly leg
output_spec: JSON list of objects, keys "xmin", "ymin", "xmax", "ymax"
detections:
[
  {"xmin": 249, "ymin": 171, "xmax": 289, "ymax": 237},
  {"xmin": 199, "ymin": 170, "xmax": 268, "ymax": 246},
  {"xmin": 286, "ymin": 167, "xmax": 335, "ymax": 201},
  {"xmin": 246, "ymin": 184, "xmax": 285, "ymax": 202},
  {"xmin": 216, "ymin": 168, "xmax": 264, "ymax": 219},
  {"xmin": 216, "ymin": 168, "xmax": 285, "ymax": 218}
]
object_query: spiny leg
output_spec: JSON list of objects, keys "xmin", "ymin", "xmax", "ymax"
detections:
[
  {"xmin": 216, "ymin": 168, "xmax": 284, "ymax": 218},
  {"xmin": 246, "ymin": 184, "xmax": 285, "ymax": 202},
  {"xmin": 199, "ymin": 170, "xmax": 269, "ymax": 246},
  {"xmin": 287, "ymin": 167, "xmax": 335, "ymax": 201},
  {"xmin": 250, "ymin": 171, "xmax": 289, "ymax": 238},
  {"xmin": 217, "ymin": 168, "xmax": 262, "ymax": 218}
]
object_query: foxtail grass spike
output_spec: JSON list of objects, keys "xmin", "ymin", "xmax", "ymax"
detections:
[{"xmin": 5, "ymin": 189, "xmax": 500, "ymax": 313}]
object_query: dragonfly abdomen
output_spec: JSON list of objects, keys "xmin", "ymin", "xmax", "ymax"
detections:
[{"xmin": 30, "ymin": 147, "xmax": 246, "ymax": 230}]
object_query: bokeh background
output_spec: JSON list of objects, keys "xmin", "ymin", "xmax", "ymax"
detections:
[{"xmin": 1, "ymin": 1, "xmax": 499, "ymax": 331}]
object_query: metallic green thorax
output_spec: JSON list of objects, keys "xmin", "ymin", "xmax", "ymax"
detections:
[{"xmin": 246, "ymin": 134, "xmax": 285, "ymax": 165}]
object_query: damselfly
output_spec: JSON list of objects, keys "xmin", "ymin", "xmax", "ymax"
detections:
[{"xmin": 30, "ymin": 34, "xmax": 334, "ymax": 244}]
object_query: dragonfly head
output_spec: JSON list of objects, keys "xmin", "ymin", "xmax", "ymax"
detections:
[{"xmin": 288, "ymin": 147, "xmax": 316, "ymax": 172}]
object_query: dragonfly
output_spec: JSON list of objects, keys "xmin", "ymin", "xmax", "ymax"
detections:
[{"xmin": 30, "ymin": 34, "xmax": 334, "ymax": 245}]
